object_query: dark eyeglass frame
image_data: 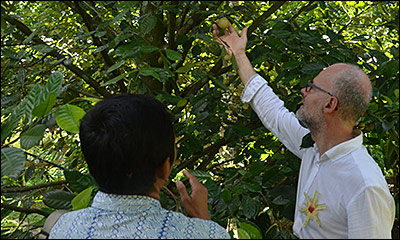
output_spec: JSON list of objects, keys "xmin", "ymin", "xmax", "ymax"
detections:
[{"xmin": 306, "ymin": 82, "xmax": 335, "ymax": 97}]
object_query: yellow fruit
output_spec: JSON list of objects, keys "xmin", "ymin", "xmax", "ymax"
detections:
[
  {"xmin": 224, "ymin": 54, "xmax": 231, "ymax": 61},
  {"xmin": 158, "ymin": 56, "xmax": 163, "ymax": 65},
  {"xmin": 218, "ymin": 17, "xmax": 230, "ymax": 30},
  {"xmin": 358, "ymin": 122, "xmax": 365, "ymax": 130}
]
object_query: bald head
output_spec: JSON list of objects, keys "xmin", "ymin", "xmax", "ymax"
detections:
[{"xmin": 325, "ymin": 63, "xmax": 372, "ymax": 124}]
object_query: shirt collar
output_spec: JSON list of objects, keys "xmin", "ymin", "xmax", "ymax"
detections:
[
  {"xmin": 318, "ymin": 132, "xmax": 363, "ymax": 163},
  {"xmin": 91, "ymin": 191, "xmax": 161, "ymax": 211}
]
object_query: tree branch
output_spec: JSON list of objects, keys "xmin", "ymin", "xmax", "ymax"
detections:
[
  {"xmin": 248, "ymin": 1, "xmax": 287, "ymax": 36},
  {"xmin": 289, "ymin": 1, "xmax": 315, "ymax": 22},
  {"xmin": 4, "ymin": 15, "xmax": 111, "ymax": 97},
  {"xmin": 1, "ymin": 180, "xmax": 67, "ymax": 193},
  {"xmin": 167, "ymin": 2, "xmax": 178, "ymax": 50},
  {"xmin": 1, "ymin": 203, "xmax": 50, "ymax": 217},
  {"xmin": 65, "ymin": 1, "xmax": 127, "ymax": 92}
]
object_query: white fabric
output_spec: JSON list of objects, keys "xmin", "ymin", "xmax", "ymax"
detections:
[{"xmin": 241, "ymin": 74, "xmax": 395, "ymax": 239}]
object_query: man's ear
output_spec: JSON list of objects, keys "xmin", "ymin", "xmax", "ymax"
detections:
[
  {"xmin": 156, "ymin": 157, "xmax": 172, "ymax": 182},
  {"xmin": 325, "ymin": 97, "xmax": 338, "ymax": 113}
]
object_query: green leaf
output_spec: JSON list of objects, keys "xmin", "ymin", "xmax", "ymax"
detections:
[
  {"xmin": 301, "ymin": 63, "xmax": 326, "ymax": 75},
  {"xmin": 109, "ymin": 8, "xmax": 130, "ymax": 26},
  {"xmin": 101, "ymin": 72, "xmax": 128, "ymax": 87},
  {"xmin": 176, "ymin": 63, "xmax": 196, "ymax": 73},
  {"xmin": 272, "ymin": 195, "xmax": 290, "ymax": 205},
  {"xmin": 242, "ymin": 196, "xmax": 256, "ymax": 218},
  {"xmin": 140, "ymin": 45, "xmax": 159, "ymax": 53},
  {"xmin": 141, "ymin": 14, "xmax": 157, "ymax": 35},
  {"xmin": 165, "ymin": 49, "xmax": 182, "ymax": 61},
  {"xmin": 211, "ymin": 78, "xmax": 227, "ymax": 90},
  {"xmin": 32, "ymin": 92, "xmax": 57, "ymax": 118},
  {"xmin": 237, "ymin": 228, "xmax": 251, "ymax": 239},
  {"xmin": 31, "ymin": 44, "xmax": 54, "ymax": 53},
  {"xmin": 42, "ymin": 190, "xmax": 75, "ymax": 210},
  {"xmin": 1, "ymin": 147, "xmax": 26, "ymax": 179},
  {"xmin": 239, "ymin": 222, "xmax": 263, "ymax": 239},
  {"xmin": 176, "ymin": 99, "xmax": 188, "ymax": 108},
  {"xmin": 71, "ymin": 186, "xmax": 95, "ymax": 210},
  {"xmin": 190, "ymin": 169, "xmax": 211, "ymax": 180},
  {"xmin": 1, "ymin": 105, "xmax": 25, "ymax": 143},
  {"xmin": 46, "ymin": 71, "xmax": 63, "ymax": 93},
  {"xmin": 222, "ymin": 189, "xmax": 231, "ymax": 203},
  {"xmin": 117, "ymin": 1, "xmax": 138, "ymax": 10},
  {"xmin": 20, "ymin": 124, "xmax": 47, "ymax": 150},
  {"xmin": 31, "ymin": 71, "xmax": 63, "ymax": 118},
  {"xmin": 55, "ymin": 104, "xmax": 86, "ymax": 134},
  {"xmin": 106, "ymin": 60, "xmax": 125, "ymax": 74},
  {"xmin": 92, "ymin": 44, "xmax": 109, "ymax": 55},
  {"xmin": 139, "ymin": 67, "xmax": 161, "ymax": 80}
]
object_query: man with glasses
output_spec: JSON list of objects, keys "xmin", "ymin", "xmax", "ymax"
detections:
[{"xmin": 213, "ymin": 21, "xmax": 395, "ymax": 238}]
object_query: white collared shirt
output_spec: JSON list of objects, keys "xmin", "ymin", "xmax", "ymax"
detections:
[{"xmin": 241, "ymin": 74, "xmax": 395, "ymax": 239}]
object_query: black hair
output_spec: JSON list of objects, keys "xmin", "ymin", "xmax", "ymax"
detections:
[{"xmin": 79, "ymin": 94, "xmax": 175, "ymax": 195}]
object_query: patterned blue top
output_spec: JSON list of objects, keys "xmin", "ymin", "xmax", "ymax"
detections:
[{"xmin": 49, "ymin": 191, "xmax": 230, "ymax": 239}]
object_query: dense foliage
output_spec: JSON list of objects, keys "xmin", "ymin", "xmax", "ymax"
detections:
[{"xmin": 1, "ymin": 1, "xmax": 398, "ymax": 239}]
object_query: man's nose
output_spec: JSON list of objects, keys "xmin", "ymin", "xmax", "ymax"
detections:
[{"xmin": 301, "ymin": 87, "xmax": 307, "ymax": 96}]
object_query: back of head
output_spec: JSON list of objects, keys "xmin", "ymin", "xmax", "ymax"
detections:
[
  {"xmin": 79, "ymin": 94, "xmax": 175, "ymax": 195},
  {"xmin": 331, "ymin": 63, "xmax": 372, "ymax": 125}
]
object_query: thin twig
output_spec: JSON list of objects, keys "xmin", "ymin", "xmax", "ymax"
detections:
[
  {"xmin": 1, "ymin": 203, "xmax": 50, "ymax": 217},
  {"xmin": 162, "ymin": 185, "xmax": 179, "ymax": 212},
  {"xmin": 1, "ymin": 180, "xmax": 67, "ymax": 193}
]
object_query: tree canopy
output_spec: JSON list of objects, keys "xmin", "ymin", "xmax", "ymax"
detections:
[{"xmin": 1, "ymin": 1, "xmax": 398, "ymax": 239}]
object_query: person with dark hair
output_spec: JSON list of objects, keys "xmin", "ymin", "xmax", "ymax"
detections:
[
  {"xmin": 49, "ymin": 94, "xmax": 230, "ymax": 239},
  {"xmin": 212, "ymin": 21, "xmax": 395, "ymax": 238}
]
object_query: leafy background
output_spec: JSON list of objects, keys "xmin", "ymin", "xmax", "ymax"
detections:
[{"xmin": 1, "ymin": 1, "xmax": 398, "ymax": 239}]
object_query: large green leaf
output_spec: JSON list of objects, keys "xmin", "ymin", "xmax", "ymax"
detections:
[
  {"xmin": 165, "ymin": 49, "xmax": 182, "ymax": 61},
  {"xmin": 140, "ymin": 14, "xmax": 157, "ymax": 35},
  {"xmin": 42, "ymin": 190, "xmax": 75, "ymax": 210},
  {"xmin": 55, "ymin": 104, "xmax": 86, "ymax": 134},
  {"xmin": 20, "ymin": 84, "xmax": 42, "ymax": 122},
  {"xmin": 106, "ymin": 60, "xmax": 125, "ymax": 74},
  {"xmin": 239, "ymin": 222, "xmax": 263, "ymax": 239},
  {"xmin": 20, "ymin": 124, "xmax": 47, "ymax": 150},
  {"xmin": 45, "ymin": 71, "xmax": 63, "ymax": 94},
  {"xmin": 300, "ymin": 63, "xmax": 326, "ymax": 75},
  {"xmin": 139, "ymin": 67, "xmax": 161, "ymax": 80},
  {"xmin": 31, "ymin": 71, "xmax": 63, "ymax": 118},
  {"xmin": 71, "ymin": 186, "xmax": 95, "ymax": 210},
  {"xmin": 237, "ymin": 228, "xmax": 251, "ymax": 239},
  {"xmin": 242, "ymin": 196, "xmax": 256, "ymax": 219},
  {"xmin": 31, "ymin": 92, "xmax": 57, "ymax": 118},
  {"xmin": 1, "ymin": 105, "xmax": 25, "ymax": 143},
  {"xmin": 1, "ymin": 147, "xmax": 26, "ymax": 178}
]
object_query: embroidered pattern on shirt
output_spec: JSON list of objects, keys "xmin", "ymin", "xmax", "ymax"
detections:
[{"xmin": 299, "ymin": 190, "xmax": 326, "ymax": 228}]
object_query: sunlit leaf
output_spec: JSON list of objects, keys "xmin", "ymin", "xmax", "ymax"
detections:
[
  {"xmin": 55, "ymin": 104, "xmax": 86, "ymax": 134},
  {"xmin": 71, "ymin": 186, "xmax": 95, "ymax": 210},
  {"xmin": 20, "ymin": 124, "xmax": 47, "ymax": 150}
]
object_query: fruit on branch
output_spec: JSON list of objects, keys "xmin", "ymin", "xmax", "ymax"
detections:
[
  {"xmin": 218, "ymin": 17, "xmax": 230, "ymax": 30},
  {"xmin": 224, "ymin": 54, "xmax": 231, "ymax": 61}
]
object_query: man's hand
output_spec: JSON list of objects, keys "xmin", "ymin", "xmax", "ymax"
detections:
[
  {"xmin": 212, "ymin": 19, "xmax": 256, "ymax": 85},
  {"xmin": 212, "ymin": 19, "xmax": 248, "ymax": 57},
  {"xmin": 175, "ymin": 170, "xmax": 211, "ymax": 221}
]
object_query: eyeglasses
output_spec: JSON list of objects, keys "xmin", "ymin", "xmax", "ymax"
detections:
[{"xmin": 305, "ymin": 82, "xmax": 335, "ymax": 97}]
